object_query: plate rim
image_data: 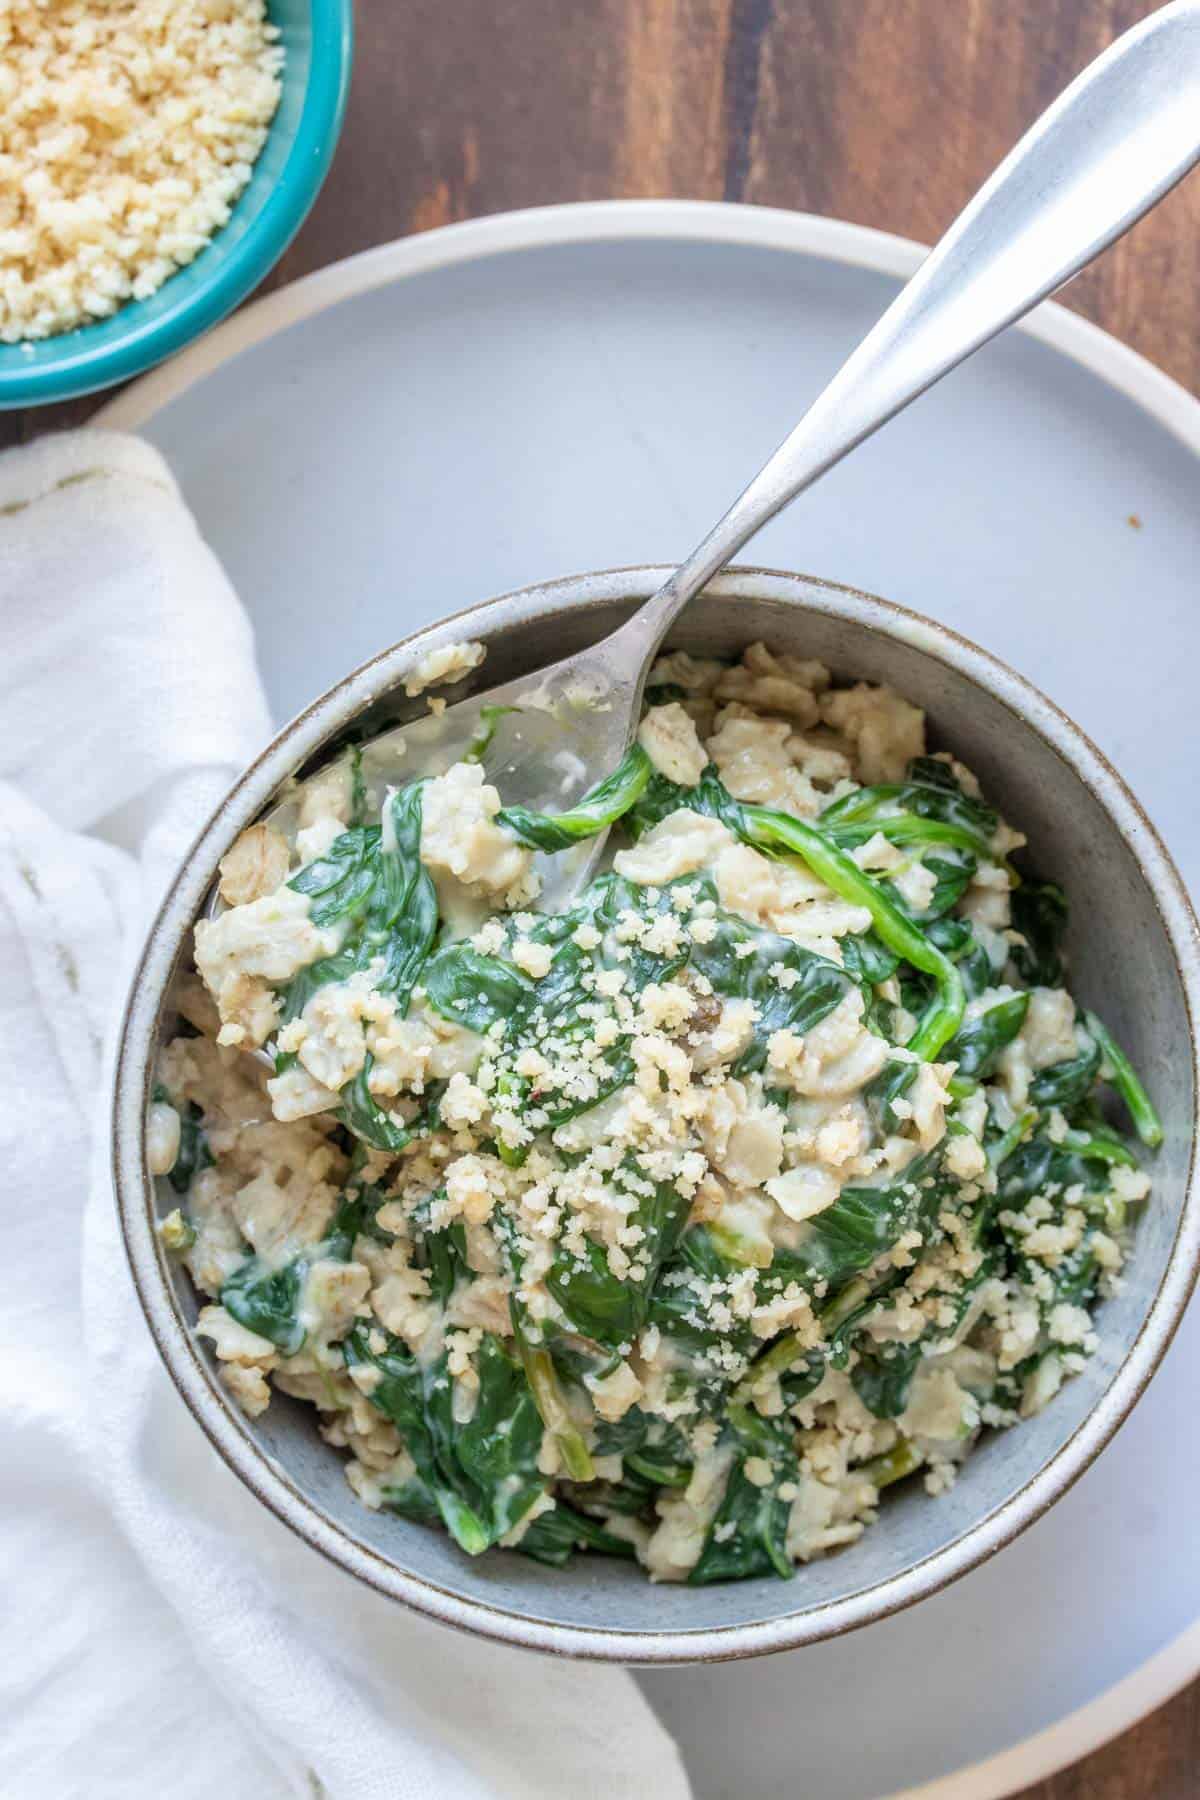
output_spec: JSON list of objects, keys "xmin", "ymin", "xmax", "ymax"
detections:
[{"xmin": 99, "ymin": 196, "xmax": 1200, "ymax": 1800}]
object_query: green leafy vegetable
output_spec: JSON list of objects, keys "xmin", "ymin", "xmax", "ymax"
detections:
[
  {"xmin": 625, "ymin": 763, "xmax": 747, "ymax": 841},
  {"xmin": 407, "ymin": 1192, "xmax": 469, "ymax": 1307},
  {"xmin": 167, "ymin": 1099, "xmax": 213, "ymax": 1195},
  {"xmin": 740, "ymin": 804, "xmax": 965, "ymax": 1059},
  {"xmin": 1085, "ymin": 1010, "xmax": 1163, "ymax": 1148},
  {"xmin": 546, "ymin": 1165, "xmax": 691, "ymax": 1347},
  {"xmin": 686, "ymin": 907, "xmax": 852, "ymax": 1075},
  {"xmin": 335, "ymin": 1055, "xmax": 420, "ymax": 1152},
  {"xmin": 345, "ymin": 1324, "xmax": 547, "ymax": 1555},
  {"xmin": 498, "ymin": 744, "xmax": 653, "ymax": 852},
  {"xmin": 465, "ymin": 704, "xmax": 520, "ymax": 764},
  {"xmin": 285, "ymin": 783, "xmax": 438, "ymax": 1017},
  {"xmin": 423, "ymin": 943, "xmax": 533, "ymax": 1035},
  {"xmin": 858, "ymin": 1436, "xmax": 923, "ymax": 1490},
  {"xmin": 1028, "ymin": 1032, "xmax": 1102, "ymax": 1109},
  {"xmin": 220, "ymin": 1255, "xmax": 307, "ymax": 1354},
  {"xmin": 1010, "ymin": 879, "xmax": 1068, "ymax": 987},
  {"xmin": 775, "ymin": 1147, "xmax": 949, "ymax": 1290},
  {"xmin": 219, "ymin": 1193, "xmax": 366, "ymax": 1353},
  {"xmin": 517, "ymin": 1503, "xmax": 638, "ymax": 1567},
  {"xmin": 288, "ymin": 825, "xmax": 381, "ymax": 926},
  {"xmin": 840, "ymin": 931, "xmax": 902, "ymax": 986},
  {"xmin": 348, "ymin": 746, "xmax": 368, "ymax": 827},
  {"xmin": 944, "ymin": 993, "xmax": 1029, "ymax": 1080},
  {"xmin": 690, "ymin": 1405, "xmax": 798, "ymax": 1584},
  {"xmin": 851, "ymin": 1341, "xmax": 923, "ymax": 1419},
  {"xmin": 819, "ymin": 772, "xmax": 997, "ymax": 842},
  {"xmin": 493, "ymin": 1213, "xmax": 595, "ymax": 1482}
]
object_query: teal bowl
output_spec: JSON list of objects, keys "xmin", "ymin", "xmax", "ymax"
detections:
[{"xmin": 0, "ymin": 0, "xmax": 352, "ymax": 410}]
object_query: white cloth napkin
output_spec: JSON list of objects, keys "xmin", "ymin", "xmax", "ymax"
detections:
[{"xmin": 0, "ymin": 430, "xmax": 692, "ymax": 1800}]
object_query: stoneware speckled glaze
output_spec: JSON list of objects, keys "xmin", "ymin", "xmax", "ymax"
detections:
[{"xmin": 112, "ymin": 567, "xmax": 1200, "ymax": 1663}]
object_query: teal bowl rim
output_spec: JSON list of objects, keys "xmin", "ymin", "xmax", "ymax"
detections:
[{"xmin": 0, "ymin": 0, "xmax": 353, "ymax": 410}]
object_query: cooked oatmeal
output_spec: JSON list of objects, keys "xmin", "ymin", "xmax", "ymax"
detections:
[{"xmin": 152, "ymin": 641, "xmax": 1160, "ymax": 1583}]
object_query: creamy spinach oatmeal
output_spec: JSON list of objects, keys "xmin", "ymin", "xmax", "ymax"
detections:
[{"xmin": 151, "ymin": 642, "xmax": 1161, "ymax": 1583}]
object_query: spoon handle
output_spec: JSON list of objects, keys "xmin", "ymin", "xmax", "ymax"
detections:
[{"xmin": 613, "ymin": 0, "xmax": 1200, "ymax": 673}]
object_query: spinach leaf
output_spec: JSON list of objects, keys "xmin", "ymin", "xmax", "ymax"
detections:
[
  {"xmin": 865, "ymin": 1057, "xmax": 919, "ymax": 1133},
  {"xmin": 591, "ymin": 1408, "xmax": 652, "ymax": 1461},
  {"xmin": 381, "ymin": 1472, "xmax": 441, "ymax": 1526},
  {"xmin": 349, "ymin": 747, "xmax": 368, "ymax": 827},
  {"xmin": 344, "ymin": 1326, "xmax": 491, "ymax": 1554},
  {"xmin": 773, "ymin": 1148, "xmax": 949, "ymax": 1291},
  {"xmin": 628, "ymin": 763, "xmax": 967, "ymax": 1058},
  {"xmin": 591, "ymin": 1405, "xmax": 693, "ymax": 1485},
  {"xmin": 944, "ymin": 993, "xmax": 1029, "ymax": 1080},
  {"xmin": 739, "ymin": 802, "xmax": 966, "ymax": 1060},
  {"xmin": 840, "ymin": 931, "xmax": 902, "ymax": 986},
  {"xmin": 991, "ymin": 1136, "xmax": 1054, "ymax": 1209},
  {"xmin": 820, "ymin": 773, "xmax": 997, "ymax": 841},
  {"xmin": 821, "ymin": 1269, "xmax": 907, "ymax": 1368},
  {"xmin": 625, "ymin": 1420, "xmax": 694, "ymax": 1488},
  {"xmin": 423, "ymin": 943, "xmax": 533, "ymax": 1035},
  {"xmin": 453, "ymin": 1334, "xmax": 546, "ymax": 1538},
  {"xmin": 1028, "ymin": 1031, "xmax": 1101, "ymax": 1109},
  {"xmin": 335, "ymin": 1054, "xmax": 420, "ymax": 1152},
  {"xmin": 493, "ymin": 1214, "xmax": 595, "ymax": 1482},
  {"xmin": 371, "ymin": 783, "xmax": 440, "ymax": 1008},
  {"xmin": 517, "ymin": 1503, "xmax": 638, "ymax": 1567},
  {"xmin": 851, "ymin": 1341, "xmax": 923, "ymax": 1418},
  {"xmin": 498, "ymin": 744, "xmax": 653, "ymax": 852},
  {"xmin": 884, "ymin": 845, "xmax": 976, "ymax": 920},
  {"xmin": 345, "ymin": 1325, "xmax": 547, "ymax": 1555},
  {"xmin": 950, "ymin": 933, "xmax": 994, "ymax": 1002},
  {"xmin": 277, "ymin": 947, "xmax": 361, "ymax": 1028},
  {"xmin": 646, "ymin": 1231, "xmax": 759, "ymax": 1400},
  {"xmin": 687, "ymin": 908, "xmax": 853, "ymax": 1075},
  {"xmin": 625, "ymin": 763, "xmax": 747, "ymax": 841},
  {"xmin": 408, "ymin": 1191, "xmax": 469, "ymax": 1307},
  {"xmin": 906, "ymin": 755, "xmax": 965, "ymax": 794},
  {"xmin": 221, "ymin": 1255, "xmax": 307, "ymax": 1353},
  {"xmin": 546, "ymin": 1236, "xmax": 642, "ymax": 1347},
  {"xmin": 857, "ymin": 1436, "xmax": 924, "ymax": 1491},
  {"xmin": 690, "ymin": 1406, "xmax": 798, "ymax": 1584},
  {"xmin": 328, "ymin": 1179, "xmax": 398, "ymax": 1248},
  {"xmin": 167, "ymin": 1099, "xmax": 213, "ymax": 1195},
  {"xmin": 545, "ymin": 1165, "xmax": 691, "ymax": 1347},
  {"xmin": 780, "ymin": 1352, "xmax": 826, "ymax": 1407},
  {"xmin": 288, "ymin": 826, "xmax": 381, "ymax": 926},
  {"xmin": 464, "ymin": 704, "xmax": 519, "ymax": 765},
  {"xmin": 219, "ymin": 1196, "xmax": 364, "ymax": 1353},
  {"xmin": 1011, "ymin": 879, "xmax": 1069, "ymax": 987},
  {"xmin": 285, "ymin": 784, "xmax": 438, "ymax": 1016}
]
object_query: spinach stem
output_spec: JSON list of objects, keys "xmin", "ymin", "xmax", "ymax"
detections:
[
  {"xmin": 859, "ymin": 1436, "xmax": 923, "ymax": 1490},
  {"xmin": 1084, "ymin": 1011, "xmax": 1164, "ymax": 1149},
  {"xmin": 512, "ymin": 1323, "xmax": 594, "ymax": 1481},
  {"xmin": 741, "ymin": 805, "xmax": 965, "ymax": 1058},
  {"xmin": 498, "ymin": 744, "xmax": 653, "ymax": 852},
  {"xmin": 823, "ymin": 814, "xmax": 994, "ymax": 861}
]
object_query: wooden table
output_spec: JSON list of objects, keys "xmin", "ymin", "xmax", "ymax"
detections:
[{"xmin": 7, "ymin": 2, "xmax": 1199, "ymax": 1790}]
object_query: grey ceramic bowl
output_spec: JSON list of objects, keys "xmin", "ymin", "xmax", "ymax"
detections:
[{"xmin": 113, "ymin": 567, "xmax": 1200, "ymax": 1663}]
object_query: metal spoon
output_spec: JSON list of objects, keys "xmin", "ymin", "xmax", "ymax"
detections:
[{"xmin": 254, "ymin": 0, "xmax": 1200, "ymax": 914}]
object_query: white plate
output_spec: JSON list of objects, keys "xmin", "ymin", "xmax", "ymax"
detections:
[{"xmin": 100, "ymin": 199, "xmax": 1200, "ymax": 1800}]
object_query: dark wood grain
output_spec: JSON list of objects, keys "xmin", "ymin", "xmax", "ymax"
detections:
[{"xmin": 5, "ymin": 4, "xmax": 1198, "ymax": 1790}]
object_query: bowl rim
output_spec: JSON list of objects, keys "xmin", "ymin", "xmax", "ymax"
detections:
[
  {"xmin": 112, "ymin": 564, "xmax": 1200, "ymax": 1664},
  {"xmin": 0, "ymin": 0, "xmax": 354, "ymax": 410}
]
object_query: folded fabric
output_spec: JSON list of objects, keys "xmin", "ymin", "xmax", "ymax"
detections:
[{"xmin": 0, "ymin": 429, "xmax": 691, "ymax": 1800}]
